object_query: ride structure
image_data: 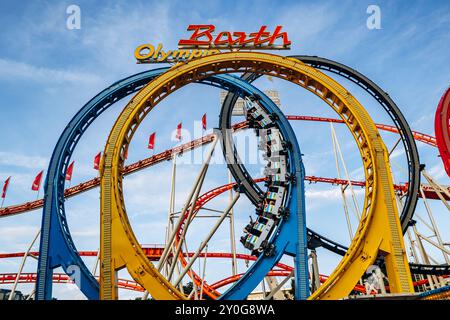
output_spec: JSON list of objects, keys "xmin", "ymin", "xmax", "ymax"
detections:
[{"xmin": 0, "ymin": 27, "xmax": 448, "ymax": 300}]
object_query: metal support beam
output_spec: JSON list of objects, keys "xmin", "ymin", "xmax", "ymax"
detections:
[{"xmin": 174, "ymin": 193, "xmax": 240, "ymax": 287}]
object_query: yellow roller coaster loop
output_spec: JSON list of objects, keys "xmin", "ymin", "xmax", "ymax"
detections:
[{"xmin": 99, "ymin": 52, "xmax": 414, "ymax": 300}]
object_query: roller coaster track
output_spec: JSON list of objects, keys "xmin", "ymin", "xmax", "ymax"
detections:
[
  {"xmin": 1, "ymin": 272, "xmax": 439, "ymax": 296},
  {"xmin": 99, "ymin": 68, "xmax": 311, "ymax": 299},
  {"xmin": 168, "ymin": 171, "xmax": 449, "ymax": 299},
  {"xmin": 176, "ymin": 181, "xmax": 449, "ymax": 276},
  {"xmin": 435, "ymin": 87, "xmax": 450, "ymax": 177},
  {"xmin": 0, "ymin": 273, "xmax": 143, "ymax": 292},
  {"xmin": 4, "ymin": 176, "xmax": 446, "ymax": 300},
  {"xmin": 36, "ymin": 67, "xmax": 303, "ymax": 300},
  {"xmin": 28, "ymin": 52, "xmax": 436, "ymax": 300},
  {"xmin": 1, "ymin": 116, "xmax": 444, "ymax": 295},
  {"xmin": 0, "ymin": 116, "xmax": 442, "ymax": 219},
  {"xmin": 2, "ymin": 251, "xmax": 445, "ymax": 294},
  {"xmin": 225, "ymin": 55, "xmax": 421, "ymax": 235},
  {"xmin": 99, "ymin": 52, "xmax": 413, "ymax": 300}
]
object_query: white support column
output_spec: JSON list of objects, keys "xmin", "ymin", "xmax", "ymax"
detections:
[
  {"xmin": 174, "ymin": 193, "xmax": 240, "ymax": 287},
  {"xmin": 330, "ymin": 124, "xmax": 355, "ymax": 239},
  {"xmin": 264, "ymin": 271, "xmax": 294, "ymax": 300},
  {"xmin": 9, "ymin": 229, "xmax": 41, "ymax": 300},
  {"xmin": 228, "ymin": 170, "xmax": 238, "ymax": 276},
  {"xmin": 419, "ymin": 184, "xmax": 450, "ymax": 264},
  {"xmin": 422, "ymin": 170, "xmax": 450, "ymax": 210},
  {"xmin": 412, "ymin": 223, "xmax": 438, "ymax": 290},
  {"xmin": 330, "ymin": 124, "xmax": 361, "ymax": 220},
  {"xmin": 167, "ymin": 161, "xmax": 209, "ymax": 281},
  {"xmin": 158, "ymin": 137, "xmax": 218, "ymax": 272},
  {"xmin": 309, "ymin": 249, "xmax": 321, "ymax": 293}
]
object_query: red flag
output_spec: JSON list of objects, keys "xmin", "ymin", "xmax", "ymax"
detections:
[
  {"xmin": 94, "ymin": 152, "xmax": 101, "ymax": 170},
  {"xmin": 2, "ymin": 176, "xmax": 11, "ymax": 199},
  {"xmin": 31, "ymin": 171, "xmax": 43, "ymax": 191},
  {"xmin": 124, "ymin": 149, "xmax": 128, "ymax": 160},
  {"xmin": 66, "ymin": 161, "xmax": 75, "ymax": 181},
  {"xmin": 148, "ymin": 132, "xmax": 156, "ymax": 150},
  {"xmin": 176, "ymin": 123, "xmax": 182, "ymax": 141},
  {"xmin": 202, "ymin": 113, "xmax": 207, "ymax": 130}
]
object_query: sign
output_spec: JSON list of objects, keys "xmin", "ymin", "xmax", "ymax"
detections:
[
  {"xmin": 178, "ymin": 25, "xmax": 291, "ymax": 50},
  {"xmin": 134, "ymin": 25, "xmax": 291, "ymax": 64},
  {"xmin": 134, "ymin": 43, "xmax": 220, "ymax": 64}
]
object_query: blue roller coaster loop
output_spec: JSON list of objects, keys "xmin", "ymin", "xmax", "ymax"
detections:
[{"xmin": 36, "ymin": 67, "xmax": 309, "ymax": 300}]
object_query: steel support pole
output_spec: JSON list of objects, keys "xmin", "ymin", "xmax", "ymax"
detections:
[
  {"xmin": 264, "ymin": 271, "xmax": 294, "ymax": 300},
  {"xmin": 9, "ymin": 229, "xmax": 41, "ymax": 300},
  {"xmin": 167, "ymin": 162, "xmax": 209, "ymax": 281},
  {"xmin": 412, "ymin": 224, "xmax": 437, "ymax": 290},
  {"xmin": 419, "ymin": 186, "xmax": 450, "ymax": 264},
  {"xmin": 158, "ymin": 137, "xmax": 218, "ymax": 271},
  {"xmin": 309, "ymin": 249, "xmax": 321, "ymax": 293},
  {"xmin": 228, "ymin": 170, "xmax": 238, "ymax": 276},
  {"xmin": 174, "ymin": 193, "xmax": 240, "ymax": 287},
  {"xmin": 330, "ymin": 124, "xmax": 354, "ymax": 239}
]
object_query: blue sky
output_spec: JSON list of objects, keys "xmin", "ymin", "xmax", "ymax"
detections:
[{"xmin": 0, "ymin": 0, "xmax": 449, "ymax": 299}]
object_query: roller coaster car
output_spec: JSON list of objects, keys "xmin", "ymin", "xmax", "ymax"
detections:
[
  {"xmin": 241, "ymin": 212, "xmax": 278, "ymax": 255},
  {"xmin": 269, "ymin": 113, "xmax": 279, "ymax": 121},
  {"xmin": 285, "ymin": 173, "xmax": 297, "ymax": 185},
  {"xmin": 278, "ymin": 207, "xmax": 290, "ymax": 220},
  {"xmin": 264, "ymin": 164, "xmax": 279, "ymax": 176},
  {"xmin": 245, "ymin": 104, "xmax": 273, "ymax": 128},
  {"xmin": 264, "ymin": 176, "xmax": 288, "ymax": 188},
  {"xmin": 246, "ymin": 117, "xmax": 258, "ymax": 129},
  {"xmin": 261, "ymin": 240, "xmax": 275, "ymax": 257}
]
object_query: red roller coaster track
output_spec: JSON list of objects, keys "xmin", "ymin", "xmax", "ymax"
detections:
[
  {"xmin": 0, "ymin": 116, "xmax": 447, "ymax": 219},
  {"xmin": 1, "ymin": 249, "xmax": 443, "ymax": 295}
]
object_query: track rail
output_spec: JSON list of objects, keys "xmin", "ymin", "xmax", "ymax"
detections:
[
  {"xmin": 0, "ymin": 117, "xmax": 441, "ymax": 219},
  {"xmin": 293, "ymin": 56, "xmax": 421, "ymax": 233},
  {"xmin": 26, "ymin": 53, "xmax": 434, "ymax": 300},
  {"xmin": 214, "ymin": 52, "xmax": 414, "ymax": 299},
  {"xmin": 99, "ymin": 52, "xmax": 413, "ymax": 300},
  {"xmin": 99, "ymin": 68, "xmax": 311, "ymax": 299},
  {"xmin": 0, "ymin": 273, "xmax": 143, "ymax": 292},
  {"xmin": 227, "ymin": 55, "xmax": 421, "ymax": 235},
  {"xmin": 2, "ymin": 253, "xmax": 445, "ymax": 294},
  {"xmin": 36, "ymin": 67, "xmax": 301, "ymax": 299}
]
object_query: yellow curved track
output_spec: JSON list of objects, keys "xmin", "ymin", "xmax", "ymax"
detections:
[{"xmin": 99, "ymin": 52, "xmax": 414, "ymax": 300}]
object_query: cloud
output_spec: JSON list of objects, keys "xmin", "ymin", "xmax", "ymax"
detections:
[
  {"xmin": 0, "ymin": 225, "xmax": 39, "ymax": 243},
  {"xmin": 426, "ymin": 163, "xmax": 447, "ymax": 181},
  {"xmin": 0, "ymin": 58, "xmax": 102, "ymax": 85},
  {"xmin": 0, "ymin": 151, "xmax": 48, "ymax": 169},
  {"xmin": 306, "ymin": 187, "xmax": 365, "ymax": 201}
]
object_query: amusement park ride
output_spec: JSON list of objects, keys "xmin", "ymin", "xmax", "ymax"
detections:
[{"xmin": 0, "ymin": 25, "xmax": 449, "ymax": 301}]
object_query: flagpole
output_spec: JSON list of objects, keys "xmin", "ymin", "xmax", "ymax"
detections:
[{"xmin": 1, "ymin": 197, "xmax": 5, "ymax": 209}]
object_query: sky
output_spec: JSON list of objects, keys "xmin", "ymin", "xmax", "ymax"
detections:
[{"xmin": 0, "ymin": 0, "xmax": 449, "ymax": 300}]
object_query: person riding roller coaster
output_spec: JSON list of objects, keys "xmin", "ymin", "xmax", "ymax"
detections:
[{"xmin": 239, "ymin": 97, "xmax": 290, "ymax": 257}]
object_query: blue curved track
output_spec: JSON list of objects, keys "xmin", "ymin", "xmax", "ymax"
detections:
[
  {"xmin": 36, "ymin": 69, "xmax": 308, "ymax": 300},
  {"xmin": 210, "ymin": 75, "xmax": 309, "ymax": 300}
]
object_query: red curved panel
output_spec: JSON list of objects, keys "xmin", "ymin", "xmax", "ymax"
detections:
[{"xmin": 435, "ymin": 87, "xmax": 450, "ymax": 177}]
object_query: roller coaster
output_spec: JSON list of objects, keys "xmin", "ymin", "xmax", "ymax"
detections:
[{"xmin": 0, "ymin": 50, "xmax": 449, "ymax": 301}]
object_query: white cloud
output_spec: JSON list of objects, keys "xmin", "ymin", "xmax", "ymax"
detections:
[
  {"xmin": 0, "ymin": 225, "xmax": 39, "ymax": 239},
  {"xmin": 0, "ymin": 151, "xmax": 48, "ymax": 169},
  {"xmin": 0, "ymin": 58, "xmax": 102, "ymax": 85}
]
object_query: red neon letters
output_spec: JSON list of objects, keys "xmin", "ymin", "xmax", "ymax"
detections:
[{"xmin": 178, "ymin": 25, "xmax": 291, "ymax": 49}]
